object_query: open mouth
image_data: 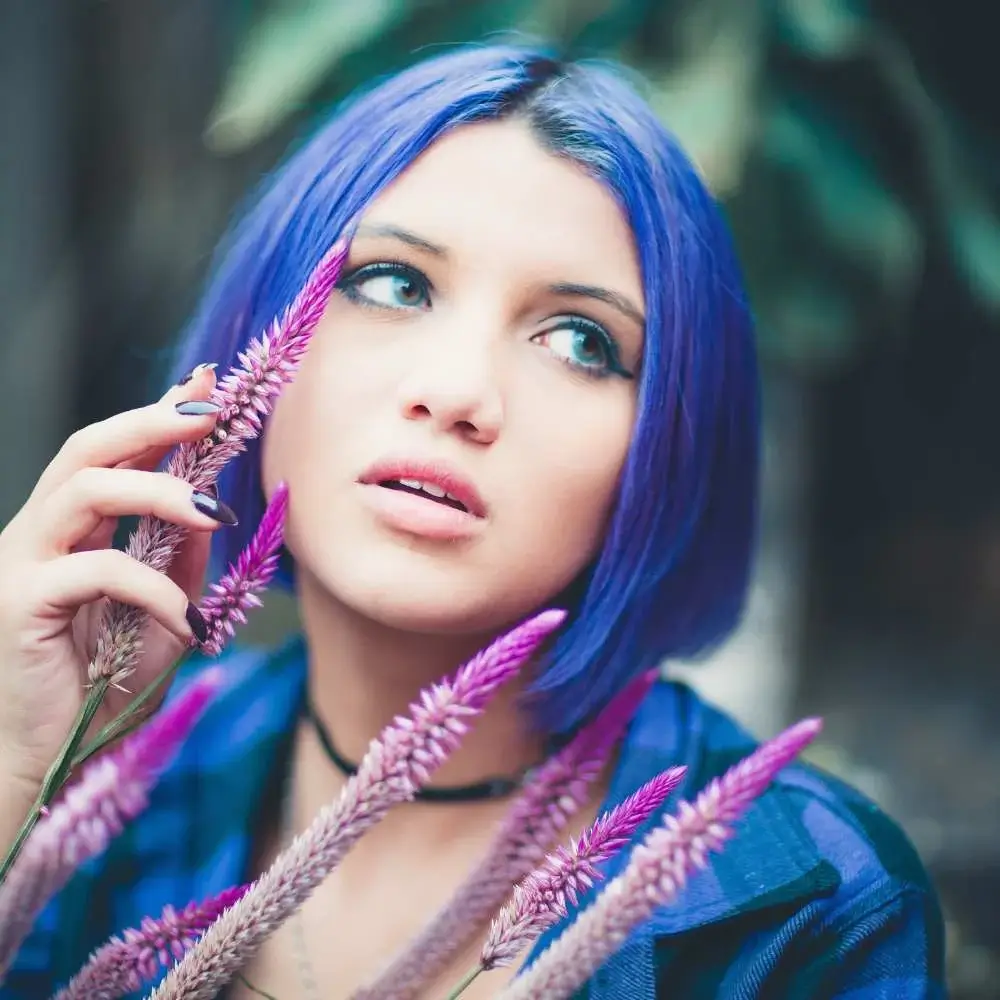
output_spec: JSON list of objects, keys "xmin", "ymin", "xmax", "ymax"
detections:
[{"xmin": 378, "ymin": 478, "xmax": 470, "ymax": 513}]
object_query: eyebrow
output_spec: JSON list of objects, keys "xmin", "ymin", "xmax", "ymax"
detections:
[
  {"xmin": 354, "ymin": 224, "xmax": 645, "ymax": 327},
  {"xmin": 547, "ymin": 282, "xmax": 645, "ymax": 327},
  {"xmin": 354, "ymin": 223, "xmax": 448, "ymax": 257}
]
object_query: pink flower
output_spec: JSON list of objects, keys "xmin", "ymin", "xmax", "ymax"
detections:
[
  {"xmin": 0, "ymin": 671, "xmax": 225, "ymax": 975},
  {"xmin": 198, "ymin": 482, "xmax": 289, "ymax": 655},
  {"xmin": 148, "ymin": 611, "xmax": 566, "ymax": 1000},
  {"xmin": 354, "ymin": 670, "xmax": 659, "ymax": 1000},
  {"xmin": 500, "ymin": 718, "xmax": 823, "ymax": 1000},
  {"xmin": 90, "ymin": 237, "xmax": 349, "ymax": 685},
  {"xmin": 52, "ymin": 886, "xmax": 248, "ymax": 1000},
  {"xmin": 481, "ymin": 765, "xmax": 686, "ymax": 971}
]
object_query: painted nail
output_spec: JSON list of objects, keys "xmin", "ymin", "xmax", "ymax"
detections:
[
  {"xmin": 175, "ymin": 400, "xmax": 221, "ymax": 416},
  {"xmin": 191, "ymin": 491, "xmax": 239, "ymax": 526},
  {"xmin": 177, "ymin": 362, "xmax": 218, "ymax": 386},
  {"xmin": 186, "ymin": 603, "xmax": 209, "ymax": 644}
]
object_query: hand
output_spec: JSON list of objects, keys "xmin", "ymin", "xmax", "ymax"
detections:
[{"xmin": 0, "ymin": 364, "xmax": 234, "ymax": 795}]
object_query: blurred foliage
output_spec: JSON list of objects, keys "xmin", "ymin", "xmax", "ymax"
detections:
[{"xmin": 205, "ymin": 0, "xmax": 1000, "ymax": 370}]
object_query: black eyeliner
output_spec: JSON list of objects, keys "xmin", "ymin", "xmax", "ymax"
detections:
[{"xmin": 557, "ymin": 316, "xmax": 634, "ymax": 380}]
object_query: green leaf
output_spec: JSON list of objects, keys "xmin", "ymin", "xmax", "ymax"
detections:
[
  {"xmin": 647, "ymin": 2, "xmax": 764, "ymax": 196},
  {"xmin": 948, "ymin": 198, "xmax": 1000, "ymax": 310},
  {"xmin": 763, "ymin": 98, "xmax": 922, "ymax": 297},
  {"xmin": 775, "ymin": 0, "xmax": 869, "ymax": 59},
  {"xmin": 207, "ymin": 0, "xmax": 410, "ymax": 153}
]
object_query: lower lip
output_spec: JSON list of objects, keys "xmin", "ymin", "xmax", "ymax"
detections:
[{"xmin": 357, "ymin": 484, "xmax": 485, "ymax": 541}]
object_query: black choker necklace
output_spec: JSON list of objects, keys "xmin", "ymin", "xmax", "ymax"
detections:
[{"xmin": 302, "ymin": 694, "xmax": 526, "ymax": 803}]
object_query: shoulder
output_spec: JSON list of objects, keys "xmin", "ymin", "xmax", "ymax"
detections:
[{"xmin": 636, "ymin": 682, "xmax": 946, "ymax": 997}]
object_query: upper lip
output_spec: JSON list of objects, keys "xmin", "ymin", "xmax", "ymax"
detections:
[{"xmin": 358, "ymin": 457, "xmax": 488, "ymax": 517}]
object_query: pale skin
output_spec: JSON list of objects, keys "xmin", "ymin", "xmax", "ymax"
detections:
[{"xmin": 0, "ymin": 119, "xmax": 647, "ymax": 998}]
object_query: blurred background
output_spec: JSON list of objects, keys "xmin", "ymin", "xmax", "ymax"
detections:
[{"xmin": 1, "ymin": 1, "xmax": 997, "ymax": 994}]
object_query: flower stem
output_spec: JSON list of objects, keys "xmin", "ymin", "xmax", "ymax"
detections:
[
  {"xmin": 0, "ymin": 677, "xmax": 110, "ymax": 885},
  {"xmin": 71, "ymin": 650, "xmax": 193, "ymax": 769},
  {"xmin": 443, "ymin": 964, "xmax": 484, "ymax": 1000}
]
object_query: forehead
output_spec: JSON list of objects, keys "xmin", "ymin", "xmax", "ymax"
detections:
[{"xmin": 360, "ymin": 119, "xmax": 644, "ymax": 309}]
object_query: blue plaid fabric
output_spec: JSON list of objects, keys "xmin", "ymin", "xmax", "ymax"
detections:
[{"xmin": 4, "ymin": 637, "xmax": 945, "ymax": 999}]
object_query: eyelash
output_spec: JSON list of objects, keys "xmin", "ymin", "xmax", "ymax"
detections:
[
  {"xmin": 336, "ymin": 260, "xmax": 633, "ymax": 380},
  {"xmin": 338, "ymin": 260, "xmax": 432, "ymax": 309}
]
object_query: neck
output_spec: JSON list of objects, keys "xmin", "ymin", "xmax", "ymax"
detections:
[{"xmin": 293, "ymin": 569, "xmax": 547, "ymax": 795}]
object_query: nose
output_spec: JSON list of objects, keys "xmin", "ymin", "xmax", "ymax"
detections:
[{"xmin": 396, "ymin": 341, "xmax": 504, "ymax": 445}]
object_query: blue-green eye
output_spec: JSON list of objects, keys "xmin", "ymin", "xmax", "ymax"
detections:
[
  {"xmin": 338, "ymin": 262, "xmax": 431, "ymax": 310},
  {"xmin": 537, "ymin": 319, "xmax": 633, "ymax": 380}
]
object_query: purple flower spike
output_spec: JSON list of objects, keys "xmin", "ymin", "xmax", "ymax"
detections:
[
  {"xmin": 148, "ymin": 611, "xmax": 566, "ymax": 1000},
  {"xmin": 353, "ymin": 669, "xmax": 658, "ymax": 1000},
  {"xmin": 500, "ymin": 718, "xmax": 823, "ymax": 1000},
  {"xmin": 0, "ymin": 670, "xmax": 226, "ymax": 975},
  {"xmin": 481, "ymin": 765, "xmax": 685, "ymax": 971},
  {"xmin": 198, "ymin": 482, "xmax": 289, "ymax": 656},
  {"xmin": 90, "ymin": 236, "xmax": 349, "ymax": 685},
  {"xmin": 53, "ymin": 885, "xmax": 249, "ymax": 1000}
]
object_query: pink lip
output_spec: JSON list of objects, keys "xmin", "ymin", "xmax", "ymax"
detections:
[
  {"xmin": 357, "ymin": 458, "xmax": 488, "ymax": 518},
  {"xmin": 356, "ymin": 458, "xmax": 488, "ymax": 541}
]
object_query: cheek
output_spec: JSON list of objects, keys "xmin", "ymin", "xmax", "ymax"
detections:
[{"xmin": 509, "ymin": 386, "xmax": 634, "ymax": 561}]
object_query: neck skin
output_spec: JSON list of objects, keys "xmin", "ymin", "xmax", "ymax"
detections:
[{"xmin": 285, "ymin": 566, "xmax": 549, "ymax": 845}]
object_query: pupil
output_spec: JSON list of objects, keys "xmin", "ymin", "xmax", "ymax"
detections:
[
  {"xmin": 577, "ymin": 331, "xmax": 601, "ymax": 362},
  {"xmin": 399, "ymin": 279, "xmax": 418, "ymax": 302}
]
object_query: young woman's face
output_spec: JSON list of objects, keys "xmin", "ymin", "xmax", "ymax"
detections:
[{"xmin": 263, "ymin": 119, "xmax": 645, "ymax": 633}]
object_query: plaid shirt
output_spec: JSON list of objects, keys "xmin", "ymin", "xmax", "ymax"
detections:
[{"xmin": 6, "ymin": 637, "xmax": 945, "ymax": 999}]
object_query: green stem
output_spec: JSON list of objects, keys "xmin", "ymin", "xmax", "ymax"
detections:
[
  {"xmin": 71, "ymin": 650, "xmax": 193, "ymax": 769},
  {"xmin": 443, "ymin": 964, "xmax": 485, "ymax": 1000},
  {"xmin": 236, "ymin": 974, "xmax": 280, "ymax": 999},
  {"xmin": 0, "ymin": 677, "xmax": 110, "ymax": 885}
]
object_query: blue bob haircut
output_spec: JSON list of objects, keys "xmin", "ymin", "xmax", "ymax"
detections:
[{"xmin": 167, "ymin": 44, "xmax": 760, "ymax": 738}]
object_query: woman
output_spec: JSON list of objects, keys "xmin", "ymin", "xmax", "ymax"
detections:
[{"xmin": 0, "ymin": 45, "xmax": 943, "ymax": 999}]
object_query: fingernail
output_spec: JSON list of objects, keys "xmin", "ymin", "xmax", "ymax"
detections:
[
  {"xmin": 186, "ymin": 603, "xmax": 209, "ymax": 644},
  {"xmin": 177, "ymin": 362, "xmax": 219, "ymax": 386},
  {"xmin": 191, "ymin": 491, "xmax": 239, "ymax": 526},
  {"xmin": 175, "ymin": 400, "xmax": 221, "ymax": 416}
]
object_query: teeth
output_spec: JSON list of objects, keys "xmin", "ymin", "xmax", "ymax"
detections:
[
  {"xmin": 396, "ymin": 478, "xmax": 449, "ymax": 499},
  {"xmin": 445, "ymin": 492, "xmax": 462, "ymax": 504}
]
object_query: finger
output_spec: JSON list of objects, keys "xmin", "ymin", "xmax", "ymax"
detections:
[
  {"xmin": 31, "ymin": 364, "xmax": 220, "ymax": 502},
  {"xmin": 33, "ymin": 467, "xmax": 238, "ymax": 558},
  {"xmin": 29, "ymin": 548, "xmax": 206, "ymax": 646},
  {"xmin": 71, "ymin": 515, "xmax": 117, "ymax": 555},
  {"xmin": 116, "ymin": 365, "xmax": 221, "ymax": 476}
]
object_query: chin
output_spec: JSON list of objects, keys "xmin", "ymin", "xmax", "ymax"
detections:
[{"xmin": 300, "ymin": 543, "xmax": 559, "ymax": 637}]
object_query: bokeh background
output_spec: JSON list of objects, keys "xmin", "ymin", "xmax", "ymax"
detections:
[{"xmin": 1, "ymin": 2, "xmax": 997, "ymax": 995}]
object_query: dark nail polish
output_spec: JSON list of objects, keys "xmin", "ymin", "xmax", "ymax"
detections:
[
  {"xmin": 175, "ymin": 400, "xmax": 221, "ymax": 416},
  {"xmin": 176, "ymin": 362, "xmax": 219, "ymax": 386},
  {"xmin": 191, "ymin": 491, "xmax": 239, "ymax": 526},
  {"xmin": 186, "ymin": 603, "xmax": 209, "ymax": 644}
]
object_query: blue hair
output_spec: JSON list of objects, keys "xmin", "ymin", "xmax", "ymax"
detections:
[{"xmin": 168, "ymin": 44, "xmax": 760, "ymax": 738}]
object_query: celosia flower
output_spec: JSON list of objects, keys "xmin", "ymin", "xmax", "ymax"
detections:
[
  {"xmin": 481, "ymin": 765, "xmax": 685, "ymax": 971},
  {"xmin": 198, "ymin": 481, "xmax": 289, "ymax": 655},
  {"xmin": 0, "ymin": 670, "xmax": 225, "ymax": 975},
  {"xmin": 355, "ymin": 669, "xmax": 659, "ymax": 1000},
  {"xmin": 52, "ymin": 885, "xmax": 248, "ymax": 1000},
  {"xmin": 148, "ymin": 610, "xmax": 566, "ymax": 1000},
  {"xmin": 90, "ymin": 237, "xmax": 349, "ymax": 685},
  {"xmin": 498, "ymin": 718, "xmax": 823, "ymax": 1000}
]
